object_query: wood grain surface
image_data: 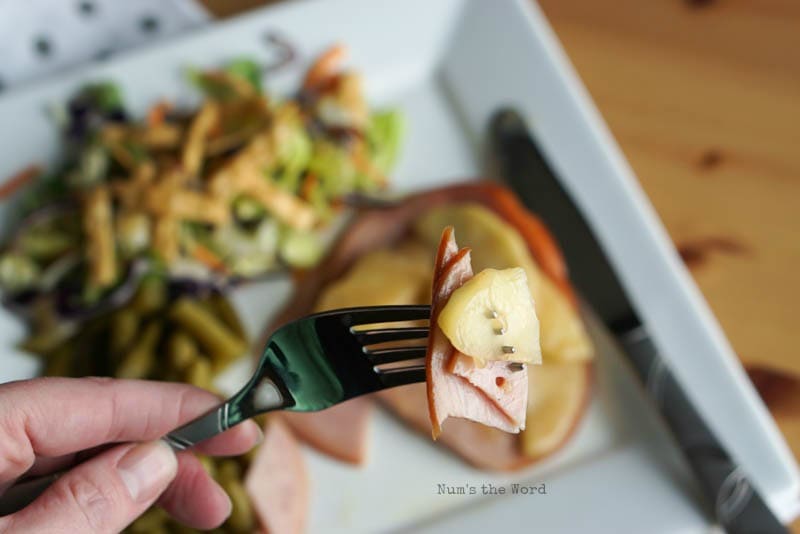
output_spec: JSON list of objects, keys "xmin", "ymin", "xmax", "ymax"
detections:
[
  {"xmin": 534, "ymin": 5, "xmax": 800, "ymax": 527},
  {"xmin": 203, "ymin": 0, "xmax": 800, "ymax": 526}
]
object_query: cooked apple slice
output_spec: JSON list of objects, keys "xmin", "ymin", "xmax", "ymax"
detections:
[
  {"xmin": 520, "ymin": 360, "xmax": 592, "ymax": 458},
  {"xmin": 285, "ymin": 243, "xmax": 430, "ymax": 464},
  {"xmin": 314, "ymin": 242, "xmax": 431, "ymax": 310},
  {"xmin": 415, "ymin": 203, "xmax": 534, "ymax": 275},
  {"xmin": 438, "ymin": 267, "xmax": 541, "ymax": 365},
  {"xmin": 536, "ymin": 273, "xmax": 593, "ymax": 362},
  {"xmin": 416, "ymin": 203, "xmax": 592, "ymax": 363}
]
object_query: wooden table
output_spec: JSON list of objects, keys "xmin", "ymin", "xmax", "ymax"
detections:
[
  {"xmin": 204, "ymin": 0, "xmax": 800, "ymax": 527},
  {"xmin": 534, "ymin": 3, "xmax": 800, "ymax": 525}
]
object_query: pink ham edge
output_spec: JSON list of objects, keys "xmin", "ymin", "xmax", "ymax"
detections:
[
  {"xmin": 245, "ymin": 417, "xmax": 309, "ymax": 534},
  {"xmin": 427, "ymin": 227, "xmax": 528, "ymax": 437},
  {"xmin": 450, "ymin": 354, "xmax": 528, "ymax": 430},
  {"xmin": 280, "ymin": 396, "xmax": 372, "ymax": 465}
]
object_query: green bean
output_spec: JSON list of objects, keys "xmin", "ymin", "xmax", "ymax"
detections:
[
  {"xmin": 169, "ymin": 298, "xmax": 247, "ymax": 365},
  {"xmin": 19, "ymin": 333, "xmax": 59, "ymax": 357},
  {"xmin": 18, "ymin": 230, "xmax": 75, "ymax": 261},
  {"xmin": 130, "ymin": 276, "xmax": 167, "ymax": 315},
  {"xmin": 222, "ymin": 479, "xmax": 254, "ymax": 534},
  {"xmin": 217, "ymin": 459, "xmax": 242, "ymax": 486},
  {"xmin": 166, "ymin": 522, "xmax": 198, "ymax": 534},
  {"xmin": 197, "ymin": 454, "xmax": 216, "ymax": 479},
  {"xmin": 20, "ymin": 319, "xmax": 77, "ymax": 356},
  {"xmin": 44, "ymin": 347, "xmax": 74, "ymax": 377},
  {"xmin": 185, "ymin": 356, "xmax": 213, "ymax": 391},
  {"xmin": 208, "ymin": 293, "xmax": 247, "ymax": 339},
  {"xmin": 110, "ymin": 309, "xmax": 139, "ymax": 356},
  {"xmin": 167, "ymin": 330, "xmax": 198, "ymax": 371},
  {"xmin": 116, "ymin": 322, "xmax": 161, "ymax": 379},
  {"xmin": 129, "ymin": 506, "xmax": 167, "ymax": 533},
  {"xmin": 240, "ymin": 441, "xmax": 261, "ymax": 468}
]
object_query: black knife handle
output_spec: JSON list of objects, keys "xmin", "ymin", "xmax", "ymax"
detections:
[{"xmin": 620, "ymin": 326, "xmax": 788, "ymax": 534}]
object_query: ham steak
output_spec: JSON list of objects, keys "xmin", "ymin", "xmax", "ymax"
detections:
[
  {"xmin": 261, "ymin": 182, "xmax": 592, "ymax": 472},
  {"xmin": 281, "ymin": 397, "xmax": 372, "ymax": 465},
  {"xmin": 245, "ymin": 417, "xmax": 308, "ymax": 534}
]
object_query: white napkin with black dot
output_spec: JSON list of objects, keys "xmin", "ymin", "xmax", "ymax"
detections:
[{"xmin": 0, "ymin": 0, "xmax": 209, "ymax": 93}]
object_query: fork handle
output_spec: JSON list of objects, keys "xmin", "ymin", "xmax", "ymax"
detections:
[
  {"xmin": 163, "ymin": 375, "xmax": 286, "ymax": 450},
  {"xmin": 163, "ymin": 402, "xmax": 236, "ymax": 451}
]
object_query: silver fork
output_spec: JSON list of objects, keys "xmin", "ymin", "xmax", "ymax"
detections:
[{"xmin": 163, "ymin": 305, "xmax": 431, "ymax": 450}]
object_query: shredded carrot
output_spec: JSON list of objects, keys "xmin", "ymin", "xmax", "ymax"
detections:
[
  {"xmin": 300, "ymin": 173, "xmax": 318, "ymax": 201},
  {"xmin": 329, "ymin": 197, "xmax": 346, "ymax": 212},
  {"xmin": 193, "ymin": 243, "xmax": 228, "ymax": 273},
  {"xmin": 0, "ymin": 165, "xmax": 42, "ymax": 200},
  {"xmin": 353, "ymin": 148, "xmax": 387, "ymax": 188},
  {"xmin": 303, "ymin": 44, "xmax": 347, "ymax": 91},
  {"xmin": 147, "ymin": 101, "xmax": 172, "ymax": 127}
]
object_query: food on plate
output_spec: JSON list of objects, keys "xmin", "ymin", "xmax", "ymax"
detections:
[
  {"xmin": 279, "ymin": 241, "xmax": 430, "ymax": 464},
  {"xmin": 245, "ymin": 417, "xmax": 309, "ymax": 534},
  {"xmin": 0, "ymin": 44, "xmax": 406, "ymax": 534},
  {"xmin": 269, "ymin": 182, "xmax": 595, "ymax": 471},
  {"xmin": 129, "ymin": 452, "xmax": 255, "ymax": 533},
  {"xmin": 0, "ymin": 44, "xmax": 405, "ymax": 350},
  {"xmin": 426, "ymin": 227, "xmax": 538, "ymax": 438},
  {"xmin": 437, "ymin": 266, "xmax": 541, "ymax": 366},
  {"xmin": 414, "ymin": 203, "xmax": 591, "ymax": 363},
  {"xmin": 522, "ymin": 360, "xmax": 591, "ymax": 458},
  {"xmin": 281, "ymin": 397, "xmax": 373, "ymax": 465}
]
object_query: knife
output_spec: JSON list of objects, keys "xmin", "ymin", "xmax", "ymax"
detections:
[{"xmin": 489, "ymin": 108, "xmax": 787, "ymax": 534}]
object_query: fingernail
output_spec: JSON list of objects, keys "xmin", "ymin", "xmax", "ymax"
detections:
[
  {"xmin": 253, "ymin": 424, "xmax": 265, "ymax": 445},
  {"xmin": 117, "ymin": 441, "xmax": 177, "ymax": 502}
]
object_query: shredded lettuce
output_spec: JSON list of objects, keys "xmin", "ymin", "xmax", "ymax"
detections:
[
  {"xmin": 67, "ymin": 143, "xmax": 109, "ymax": 188},
  {"xmin": 274, "ymin": 124, "xmax": 313, "ymax": 193},
  {"xmin": 188, "ymin": 58, "xmax": 263, "ymax": 100},
  {"xmin": 187, "ymin": 68, "xmax": 234, "ymax": 100},
  {"xmin": 225, "ymin": 58, "xmax": 263, "ymax": 92},
  {"xmin": 366, "ymin": 109, "xmax": 404, "ymax": 174},
  {"xmin": 279, "ymin": 227, "xmax": 324, "ymax": 268},
  {"xmin": 232, "ymin": 195, "xmax": 266, "ymax": 224},
  {"xmin": 76, "ymin": 82, "xmax": 125, "ymax": 113},
  {"xmin": 308, "ymin": 141, "xmax": 358, "ymax": 197},
  {"xmin": 0, "ymin": 253, "xmax": 40, "ymax": 292}
]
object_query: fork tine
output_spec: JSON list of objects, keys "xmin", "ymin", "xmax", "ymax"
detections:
[
  {"xmin": 331, "ymin": 305, "xmax": 431, "ymax": 327},
  {"xmin": 366, "ymin": 346, "xmax": 427, "ymax": 365},
  {"xmin": 355, "ymin": 326, "xmax": 429, "ymax": 346},
  {"xmin": 377, "ymin": 365, "xmax": 426, "ymax": 388}
]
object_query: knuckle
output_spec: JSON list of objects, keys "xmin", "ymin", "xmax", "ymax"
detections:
[
  {"xmin": 84, "ymin": 376, "xmax": 115, "ymax": 387},
  {"xmin": 58, "ymin": 474, "xmax": 120, "ymax": 532},
  {"xmin": 0, "ymin": 414, "xmax": 35, "ymax": 481}
]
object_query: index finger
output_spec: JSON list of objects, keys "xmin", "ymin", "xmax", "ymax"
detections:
[{"xmin": 0, "ymin": 377, "xmax": 260, "ymax": 483}]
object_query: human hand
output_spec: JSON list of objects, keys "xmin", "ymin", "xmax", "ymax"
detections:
[{"xmin": 0, "ymin": 376, "xmax": 262, "ymax": 532}]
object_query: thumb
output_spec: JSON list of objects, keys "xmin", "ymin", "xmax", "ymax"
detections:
[{"xmin": 2, "ymin": 441, "xmax": 177, "ymax": 533}]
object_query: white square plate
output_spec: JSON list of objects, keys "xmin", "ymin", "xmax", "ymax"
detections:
[{"xmin": 0, "ymin": 0, "xmax": 796, "ymax": 532}]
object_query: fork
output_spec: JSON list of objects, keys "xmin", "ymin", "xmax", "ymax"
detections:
[{"xmin": 163, "ymin": 305, "xmax": 431, "ymax": 450}]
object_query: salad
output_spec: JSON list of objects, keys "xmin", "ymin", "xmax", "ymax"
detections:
[
  {"xmin": 0, "ymin": 44, "xmax": 404, "ymax": 534},
  {"xmin": 0, "ymin": 44, "xmax": 404, "ymax": 354}
]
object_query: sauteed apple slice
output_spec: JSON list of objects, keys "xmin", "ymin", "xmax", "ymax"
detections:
[
  {"xmin": 522, "ymin": 360, "xmax": 591, "ymax": 458},
  {"xmin": 438, "ymin": 267, "xmax": 541, "ymax": 366},
  {"xmin": 416, "ymin": 203, "xmax": 591, "ymax": 363}
]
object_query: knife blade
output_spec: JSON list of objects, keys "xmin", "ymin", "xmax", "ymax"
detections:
[{"xmin": 489, "ymin": 108, "xmax": 787, "ymax": 534}]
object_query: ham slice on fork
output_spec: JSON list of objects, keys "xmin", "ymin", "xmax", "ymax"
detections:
[{"xmin": 426, "ymin": 227, "xmax": 529, "ymax": 438}]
